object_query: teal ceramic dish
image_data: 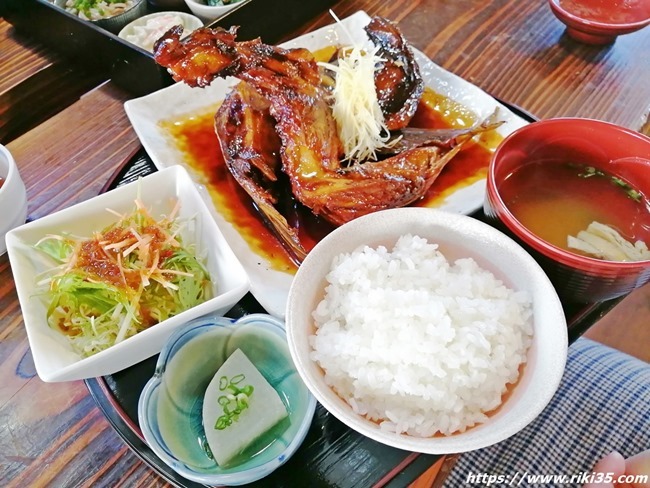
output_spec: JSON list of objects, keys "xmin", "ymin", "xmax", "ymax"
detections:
[{"xmin": 138, "ymin": 313, "xmax": 316, "ymax": 485}]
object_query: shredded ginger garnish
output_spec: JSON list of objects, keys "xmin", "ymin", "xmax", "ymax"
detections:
[
  {"xmin": 320, "ymin": 44, "xmax": 393, "ymax": 163},
  {"xmin": 567, "ymin": 221, "xmax": 650, "ymax": 262},
  {"xmin": 34, "ymin": 197, "xmax": 212, "ymax": 358}
]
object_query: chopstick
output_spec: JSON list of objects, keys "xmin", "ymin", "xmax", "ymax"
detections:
[{"xmin": 407, "ymin": 453, "xmax": 461, "ymax": 488}]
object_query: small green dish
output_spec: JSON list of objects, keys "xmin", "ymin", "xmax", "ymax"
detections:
[{"xmin": 138, "ymin": 313, "xmax": 316, "ymax": 485}]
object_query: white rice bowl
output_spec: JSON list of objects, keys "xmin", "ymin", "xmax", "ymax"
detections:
[
  {"xmin": 310, "ymin": 234, "xmax": 534, "ymax": 437},
  {"xmin": 285, "ymin": 208, "xmax": 567, "ymax": 454}
]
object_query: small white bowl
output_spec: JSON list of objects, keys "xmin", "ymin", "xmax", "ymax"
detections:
[
  {"xmin": 0, "ymin": 144, "xmax": 28, "ymax": 255},
  {"xmin": 6, "ymin": 165, "xmax": 250, "ymax": 382},
  {"xmin": 285, "ymin": 207, "xmax": 568, "ymax": 454},
  {"xmin": 118, "ymin": 11, "xmax": 203, "ymax": 52},
  {"xmin": 183, "ymin": 0, "xmax": 248, "ymax": 23}
]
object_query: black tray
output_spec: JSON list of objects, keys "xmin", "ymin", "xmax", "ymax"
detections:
[
  {"xmin": 87, "ymin": 148, "xmax": 445, "ymax": 488},
  {"xmin": 84, "ymin": 100, "xmax": 623, "ymax": 487},
  {"xmin": 2, "ymin": 0, "xmax": 337, "ymax": 96}
]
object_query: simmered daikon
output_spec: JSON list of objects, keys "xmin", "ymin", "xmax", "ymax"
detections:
[{"xmin": 202, "ymin": 349, "xmax": 288, "ymax": 466}]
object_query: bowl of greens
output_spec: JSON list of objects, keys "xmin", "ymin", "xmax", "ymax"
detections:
[
  {"xmin": 183, "ymin": 0, "xmax": 248, "ymax": 23},
  {"xmin": 54, "ymin": 0, "xmax": 148, "ymax": 34},
  {"xmin": 6, "ymin": 165, "xmax": 249, "ymax": 382}
]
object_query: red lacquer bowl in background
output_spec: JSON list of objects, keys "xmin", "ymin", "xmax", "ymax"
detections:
[
  {"xmin": 548, "ymin": 0, "xmax": 650, "ymax": 44},
  {"xmin": 484, "ymin": 118, "xmax": 650, "ymax": 303}
]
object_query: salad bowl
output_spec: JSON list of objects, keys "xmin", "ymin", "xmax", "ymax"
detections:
[{"xmin": 6, "ymin": 165, "xmax": 250, "ymax": 382}]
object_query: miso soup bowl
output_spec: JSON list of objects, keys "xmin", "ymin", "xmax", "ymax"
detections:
[{"xmin": 484, "ymin": 118, "xmax": 650, "ymax": 303}]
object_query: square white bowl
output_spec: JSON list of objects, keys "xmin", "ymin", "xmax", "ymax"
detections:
[{"xmin": 6, "ymin": 165, "xmax": 250, "ymax": 382}]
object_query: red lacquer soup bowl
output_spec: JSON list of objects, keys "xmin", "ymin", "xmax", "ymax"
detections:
[
  {"xmin": 484, "ymin": 118, "xmax": 650, "ymax": 303},
  {"xmin": 548, "ymin": 0, "xmax": 650, "ymax": 44}
]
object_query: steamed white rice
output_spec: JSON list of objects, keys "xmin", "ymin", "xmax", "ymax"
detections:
[{"xmin": 310, "ymin": 234, "xmax": 533, "ymax": 436}]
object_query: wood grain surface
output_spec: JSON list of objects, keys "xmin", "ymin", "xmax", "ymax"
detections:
[{"xmin": 1, "ymin": 0, "xmax": 649, "ymax": 486}]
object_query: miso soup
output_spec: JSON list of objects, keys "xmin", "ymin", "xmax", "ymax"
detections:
[{"xmin": 499, "ymin": 161, "xmax": 650, "ymax": 255}]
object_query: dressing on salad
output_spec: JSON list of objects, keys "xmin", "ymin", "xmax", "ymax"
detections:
[{"xmin": 35, "ymin": 197, "xmax": 211, "ymax": 357}]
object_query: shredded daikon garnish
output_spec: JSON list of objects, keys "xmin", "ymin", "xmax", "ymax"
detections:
[
  {"xmin": 320, "ymin": 44, "xmax": 392, "ymax": 162},
  {"xmin": 567, "ymin": 221, "xmax": 650, "ymax": 262}
]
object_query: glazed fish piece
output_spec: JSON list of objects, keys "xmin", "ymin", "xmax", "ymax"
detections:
[
  {"xmin": 363, "ymin": 16, "xmax": 424, "ymax": 130},
  {"xmin": 215, "ymin": 82, "xmax": 308, "ymax": 262},
  {"xmin": 154, "ymin": 19, "xmax": 502, "ymax": 257}
]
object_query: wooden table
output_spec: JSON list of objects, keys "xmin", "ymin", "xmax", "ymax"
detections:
[{"xmin": 1, "ymin": 1, "xmax": 649, "ymax": 486}]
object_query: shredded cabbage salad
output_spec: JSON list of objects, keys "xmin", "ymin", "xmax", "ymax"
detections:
[{"xmin": 35, "ymin": 198, "xmax": 212, "ymax": 357}]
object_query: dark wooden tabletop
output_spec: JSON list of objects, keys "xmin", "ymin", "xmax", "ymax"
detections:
[{"xmin": 1, "ymin": 0, "xmax": 649, "ymax": 486}]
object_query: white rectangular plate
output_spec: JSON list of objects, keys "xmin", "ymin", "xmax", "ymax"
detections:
[{"xmin": 125, "ymin": 11, "xmax": 528, "ymax": 318}]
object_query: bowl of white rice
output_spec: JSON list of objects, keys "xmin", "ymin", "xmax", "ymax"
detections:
[{"xmin": 285, "ymin": 207, "xmax": 567, "ymax": 454}]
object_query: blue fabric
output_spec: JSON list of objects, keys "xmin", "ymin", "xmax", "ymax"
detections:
[{"xmin": 443, "ymin": 338, "xmax": 650, "ymax": 487}]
